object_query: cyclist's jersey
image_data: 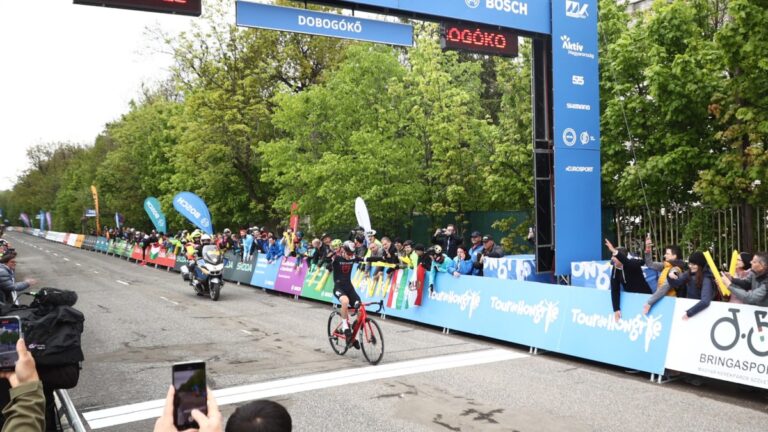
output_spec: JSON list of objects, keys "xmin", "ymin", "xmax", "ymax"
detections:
[{"xmin": 330, "ymin": 253, "xmax": 359, "ymax": 287}]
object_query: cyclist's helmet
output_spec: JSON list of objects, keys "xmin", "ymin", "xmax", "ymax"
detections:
[
  {"xmin": 342, "ymin": 241, "xmax": 356, "ymax": 255},
  {"xmin": 200, "ymin": 234, "xmax": 212, "ymax": 245},
  {"xmin": 331, "ymin": 239, "xmax": 343, "ymax": 249},
  {"xmin": 434, "ymin": 245, "xmax": 443, "ymax": 255},
  {"xmin": 191, "ymin": 230, "xmax": 202, "ymax": 240}
]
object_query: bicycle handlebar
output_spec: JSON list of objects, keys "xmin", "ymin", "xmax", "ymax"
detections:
[{"xmin": 361, "ymin": 300, "xmax": 384, "ymax": 313}]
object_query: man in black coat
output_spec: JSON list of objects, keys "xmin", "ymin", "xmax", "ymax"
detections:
[
  {"xmin": 432, "ymin": 224, "xmax": 461, "ymax": 259},
  {"xmin": 605, "ymin": 238, "xmax": 652, "ymax": 321}
]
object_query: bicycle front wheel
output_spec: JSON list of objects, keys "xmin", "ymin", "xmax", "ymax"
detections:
[
  {"xmin": 360, "ymin": 318, "xmax": 384, "ymax": 365},
  {"xmin": 327, "ymin": 311, "xmax": 349, "ymax": 355}
]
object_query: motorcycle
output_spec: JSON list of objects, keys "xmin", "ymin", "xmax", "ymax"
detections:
[{"xmin": 180, "ymin": 245, "xmax": 227, "ymax": 301}]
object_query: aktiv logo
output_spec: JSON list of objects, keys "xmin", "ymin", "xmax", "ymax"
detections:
[{"xmin": 561, "ymin": 35, "xmax": 595, "ymax": 59}]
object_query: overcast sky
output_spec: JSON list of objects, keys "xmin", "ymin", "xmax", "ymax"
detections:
[{"xmin": 0, "ymin": 0, "xmax": 199, "ymax": 190}]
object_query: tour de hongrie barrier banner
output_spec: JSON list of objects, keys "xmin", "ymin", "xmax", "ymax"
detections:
[
  {"xmin": 666, "ymin": 299, "xmax": 768, "ymax": 389},
  {"xmin": 172, "ymin": 192, "xmax": 213, "ymax": 235},
  {"xmin": 484, "ymin": 255, "xmax": 555, "ymax": 283},
  {"xmin": 571, "ymin": 260, "xmax": 659, "ymax": 291},
  {"xmin": 20, "ymin": 233, "xmax": 768, "ymax": 387}
]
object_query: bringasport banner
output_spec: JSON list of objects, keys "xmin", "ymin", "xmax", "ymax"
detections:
[{"xmin": 666, "ymin": 299, "xmax": 768, "ymax": 389}]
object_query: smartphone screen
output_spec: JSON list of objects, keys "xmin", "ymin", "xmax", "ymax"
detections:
[
  {"xmin": 172, "ymin": 361, "xmax": 207, "ymax": 429},
  {"xmin": 0, "ymin": 316, "xmax": 21, "ymax": 371}
]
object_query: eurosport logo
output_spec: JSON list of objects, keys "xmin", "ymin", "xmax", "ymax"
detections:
[
  {"xmin": 560, "ymin": 35, "xmax": 595, "ymax": 59},
  {"xmin": 572, "ymin": 75, "xmax": 584, "ymax": 85},
  {"xmin": 565, "ymin": 166, "xmax": 594, "ymax": 173},
  {"xmin": 565, "ymin": 0, "xmax": 589, "ymax": 19}
]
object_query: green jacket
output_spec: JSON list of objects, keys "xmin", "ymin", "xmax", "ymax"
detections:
[{"xmin": 2, "ymin": 381, "xmax": 45, "ymax": 432}]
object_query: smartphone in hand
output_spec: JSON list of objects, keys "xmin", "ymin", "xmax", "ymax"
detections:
[
  {"xmin": 172, "ymin": 361, "xmax": 207, "ymax": 430},
  {"xmin": 0, "ymin": 316, "xmax": 22, "ymax": 371}
]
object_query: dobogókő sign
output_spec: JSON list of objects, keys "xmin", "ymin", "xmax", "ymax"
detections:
[
  {"xmin": 236, "ymin": 1, "xmax": 414, "ymax": 47},
  {"xmin": 312, "ymin": 0, "xmax": 551, "ymax": 35}
]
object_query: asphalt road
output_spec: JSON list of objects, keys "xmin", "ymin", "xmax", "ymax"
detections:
[{"xmin": 7, "ymin": 232, "xmax": 768, "ymax": 432}]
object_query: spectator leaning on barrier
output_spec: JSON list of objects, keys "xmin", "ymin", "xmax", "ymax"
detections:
[
  {"xmin": 432, "ymin": 224, "xmax": 461, "ymax": 259},
  {"xmin": 0, "ymin": 252, "xmax": 36, "ymax": 305},
  {"xmin": 353, "ymin": 235, "xmax": 366, "ymax": 259},
  {"xmin": 604, "ymin": 238, "xmax": 652, "ymax": 321},
  {"xmin": 721, "ymin": 252, "xmax": 768, "ymax": 307},
  {"xmin": 668, "ymin": 251, "xmax": 717, "ymax": 320},
  {"xmin": 265, "ymin": 234, "xmax": 283, "ymax": 264},
  {"xmin": 428, "ymin": 245, "xmax": 454, "ymax": 294},
  {"xmin": 642, "ymin": 238, "xmax": 686, "ymax": 315}
]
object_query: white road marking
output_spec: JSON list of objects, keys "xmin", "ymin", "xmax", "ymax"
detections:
[
  {"xmin": 93, "ymin": 271, "xmax": 99, "ymax": 274},
  {"xmin": 76, "ymin": 263, "xmax": 82, "ymax": 267},
  {"xmin": 82, "ymin": 348, "xmax": 527, "ymax": 429},
  {"xmin": 159, "ymin": 296, "xmax": 178, "ymax": 306},
  {"xmin": 115, "ymin": 280, "xmax": 130, "ymax": 286},
  {"xmin": 63, "ymin": 258, "xmax": 70, "ymax": 262},
  {"xmin": 240, "ymin": 329, "xmax": 252, "ymax": 335}
]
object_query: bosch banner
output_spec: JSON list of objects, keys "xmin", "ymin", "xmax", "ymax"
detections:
[
  {"xmin": 144, "ymin": 197, "xmax": 168, "ymax": 234},
  {"xmin": 172, "ymin": 192, "xmax": 213, "ymax": 235}
]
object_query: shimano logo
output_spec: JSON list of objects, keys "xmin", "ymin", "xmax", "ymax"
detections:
[
  {"xmin": 561, "ymin": 35, "xmax": 595, "ymax": 59},
  {"xmin": 430, "ymin": 289, "xmax": 481, "ymax": 319},
  {"xmin": 566, "ymin": 102, "xmax": 591, "ymax": 111},
  {"xmin": 565, "ymin": 166, "xmax": 594, "ymax": 173},
  {"xmin": 465, "ymin": 0, "xmax": 481, "ymax": 8},
  {"xmin": 175, "ymin": 197, "xmax": 201, "ymax": 219},
  {"xmin": 571, "ymin": 310, "xmax": 664, "ymax": 352},
  {"xmin": 565, "ymin": 0, "xmax": 589, "ymax": 18},
  {"xmin": 485, "ymin": 0, "xmax": 528, "ymax": 15}
]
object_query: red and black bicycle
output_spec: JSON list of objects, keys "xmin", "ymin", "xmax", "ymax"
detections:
[{"xmin": 327, "ymin": 300, "xmax": 385, "ymax": 365}]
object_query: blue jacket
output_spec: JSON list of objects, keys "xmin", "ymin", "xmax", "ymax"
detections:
[
  {"xmin": 449, "ymin": 258, "xmax": 474, "ymax": 276},
  {"xmin": 469, "ymin": 244, "xmax": 484, "ymax": 276},
  {"xmin": 0, "ymin": 264, "xmax": 29, "ymax": 304},
  {"xmin": 265, "ymin": 242, "xmax": 283, "ymax": 261}
]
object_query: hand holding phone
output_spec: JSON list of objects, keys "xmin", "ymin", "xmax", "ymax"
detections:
[
  {"xmin": 154, "ymin": 384, "xmax": 223, "ymax": 432},
  {"xmin": 172, "ymin": 361, "xmax": 207, "ymax": 430},
  {"xmin": 0, "ymin": 338, "xmax": 39, "ymax": 388},
  {"xmin": 0, "ymin": 316, "xmax": 22, "ymax": 372}
]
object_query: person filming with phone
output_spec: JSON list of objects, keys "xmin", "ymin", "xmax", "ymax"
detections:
[{"xmin": 0, "ymin": 338, "xmax": 46, "ymax": 432}]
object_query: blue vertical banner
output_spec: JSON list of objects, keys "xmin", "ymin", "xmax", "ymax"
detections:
[
  {"xmin": 39, "ymin": 210, "xmax": 45, "ymax": 230},
  {"xmin": 551, "ymin": 0, "xmax": 601, "ymax": 274},
  {"xmin": 144, "ymin": 197, "xmax": 167, "ymax": 234},
  {"xmin": 236, "ymin": 1, "xmax": 414, "ymax": 46},
  {"xmin": 172, "ymin": 192, "xmax": 212, "ymax": 235}
]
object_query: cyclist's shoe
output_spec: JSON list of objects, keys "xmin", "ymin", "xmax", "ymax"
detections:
[
  {"xmin": 344, "ymin": 328, "xmax": 353, "ymax": 344},
  {"xmin": 351, "ymin": 339, "xmax": 360, "ymax": 350}
]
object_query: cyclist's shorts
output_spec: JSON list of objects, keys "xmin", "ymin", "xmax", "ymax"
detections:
[{"xmin": 333, "ymin": 282, "xmax": 361, "ymax": 307}]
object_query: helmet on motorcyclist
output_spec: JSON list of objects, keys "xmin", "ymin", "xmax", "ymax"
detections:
[
  {"xmin": 191, "ymin": 230, "xmax": 202, "ymax": 239},
  {"xmin": 342, "ymin": 241, "xmax": 356, "ymax": 255},
  {"xmin": 200, "ymin": 234, "xmax": 212, "ymax": 245},
  {"xmin": 331, "ymin": 239, "xmax": 342, "ymax": 249},
  {"xmin": 223, "ymin": 228, "xmax": 231, "ymax": 235}
]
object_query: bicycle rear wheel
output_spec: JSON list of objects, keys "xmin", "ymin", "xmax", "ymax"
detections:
[
  {"xmin": 360, "ymin": 318, "xmax": 384, "ymax": 365},
  {"xmin": 327, "ymin": 311, "xmax": 349, "ymax": 355}
]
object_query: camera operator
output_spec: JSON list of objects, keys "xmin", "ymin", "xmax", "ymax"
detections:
[
  {"xmin": 432, "ymin": 224, "xmax": 461, "ymax": 259},
  {"xmin": 472, "ymin": 235, "xmax": 504, "ymax": 277}
]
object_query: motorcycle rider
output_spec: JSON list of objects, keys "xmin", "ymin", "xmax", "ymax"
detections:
[{"xmin": 186, "ymin": 233, "xmax": 209, "ymax": 289}]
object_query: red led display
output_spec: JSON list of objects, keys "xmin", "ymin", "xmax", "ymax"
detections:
[
  {"xmin": 74, "ymin": 0, "xmax": 201, "ymax": 17},
  {"xmin": 440, "ymin": 23, "xmax": 518, "ymax": 58}
]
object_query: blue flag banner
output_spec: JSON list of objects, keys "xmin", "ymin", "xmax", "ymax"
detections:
[
  {"xmin": 143, "ymin": 197, "xmax": 167, "ymax": 234},
  {"xmin": 39, "ymin": 210, "xmax": 45, "ymax": 231},
  {"xmin": 172, "ymin": 192, "xmax": 212, "ymax": 235}
]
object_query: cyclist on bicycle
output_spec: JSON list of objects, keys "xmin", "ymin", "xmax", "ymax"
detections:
[{"xmin": 329, "ymin": 240, "xmax": 362, "ymax": 348}]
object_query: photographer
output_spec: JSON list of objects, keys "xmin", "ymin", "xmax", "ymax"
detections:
[
  {"xmin": 472, "ymin": 235, "xmax": 504, "ymax": 277},
  {"xmin": 432, "ymin": 224, "xmax": 461, "ymax": 259}
]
